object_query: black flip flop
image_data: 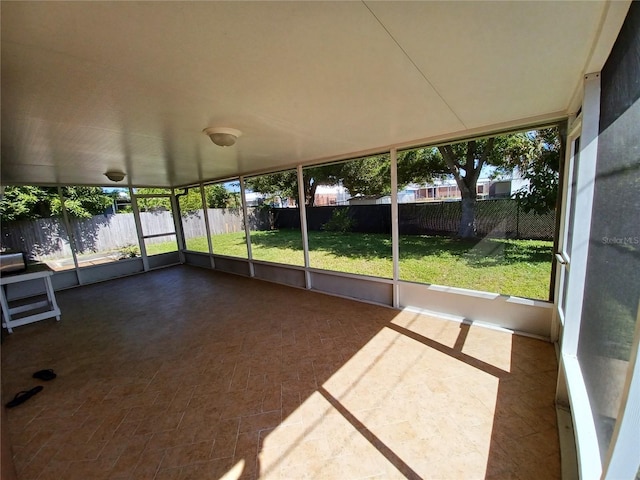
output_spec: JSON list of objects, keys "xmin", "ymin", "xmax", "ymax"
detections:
[
  {"xmin": 5, "ymin": 386, "xmax": 43, "ymax": 408},
  {"xmin": 32, "ymin": 369, "xmax": 57, "ymax": 381}
]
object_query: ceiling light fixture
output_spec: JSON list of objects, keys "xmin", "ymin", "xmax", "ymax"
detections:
[
  {"xmin": 104, "ymin": 171, "xmax": 126, "ymax": 182},
  {"xmin": 203, "ymin": 127, "xmax": 242, "ymax": 147}
]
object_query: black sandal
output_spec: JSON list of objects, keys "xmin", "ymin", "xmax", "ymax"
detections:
[
  {"xmin": 5, "ymin": 386, "xmax": 43, "ymax": 408},
  {"xmin": 32, "ymin": 369, "xmax": 57, "ymax": 381}
]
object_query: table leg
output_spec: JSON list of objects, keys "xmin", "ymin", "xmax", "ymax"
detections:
[
  {"xmin": 43, "ymin": 276, "xmax": 61, "ymax": 321},
  {"xmin": 0, "ymin": 287, "xmax": 14, "ymax": 334}
]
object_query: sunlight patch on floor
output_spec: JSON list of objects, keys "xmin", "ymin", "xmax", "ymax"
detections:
[{"xmin": 260, "ymin": 311, "xmax": 508, "ymax": 479}]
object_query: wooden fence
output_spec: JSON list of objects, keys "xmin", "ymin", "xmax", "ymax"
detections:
[
  {"xmin": 1, "ymin": 200, "xmax": 554, "ymax": 261},
  {"xmin": 1, "ymin": 209, "xmax": 251, "ymax": 260}
]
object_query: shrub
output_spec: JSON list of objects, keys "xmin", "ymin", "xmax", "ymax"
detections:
[
  {"xmin": 118, "ymin": 244, "xmax": 140, "ymax": 258},
  {"xmin": 322, "ymin": 209, "xmax": 355, "ymax": 233}
]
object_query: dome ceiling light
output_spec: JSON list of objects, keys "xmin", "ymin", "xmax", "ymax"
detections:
[
  {"xmin": 104, "ymin": 171, "xmax": 126, "ymax": 182},
  {"xmin": 203, "ymin": 127, "xmax": 242, "ymax": 147}
]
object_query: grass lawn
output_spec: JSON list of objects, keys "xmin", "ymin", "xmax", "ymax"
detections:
[
  {"xmin": 152, "ymin": 229, "xmax": 553, "ymax": 299},
  {"xmin": 399, "ymin": 235, "xmax": 552, "ymax": 300},
  {"xmin": 145, "ymin": 242, "xmax": 179, "ymax": 256}
]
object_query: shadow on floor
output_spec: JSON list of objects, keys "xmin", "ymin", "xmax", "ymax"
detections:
[{"xmin": 1, "ymin": 265, "xmax": 559, "ymax": 479}]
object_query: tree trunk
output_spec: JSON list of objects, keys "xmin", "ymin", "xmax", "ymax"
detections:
[
  {"xmin": 438, "ymin": 139, "xmax": 494, "ymax": 239},
  {"xmin": 307, "ymin": 182, "xmax": 318, "ymax": 207},
  {"xmin": 458, "ymin": 195, "xmax": 477, "ymax": 238}
]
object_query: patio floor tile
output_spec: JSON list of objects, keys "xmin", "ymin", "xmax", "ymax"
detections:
[{"xmin": 1, "ymin": 266, "xmax": 560, "ymax": 479}]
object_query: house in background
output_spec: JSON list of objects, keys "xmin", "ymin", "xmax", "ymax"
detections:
[
  {"xmin": 398, "ymin": 178, "xmax": 494, "ymax": 203},
  {"xmin": 313, "ymin": 184, "xmax": 350, "ymax": 206},
  {"xmin": 348, "ymin": 194, "xmax": 391, "ymax": 206},
  {"xmin": 488, "ymin": 178, "xmax": 528, "ymax": 199}
]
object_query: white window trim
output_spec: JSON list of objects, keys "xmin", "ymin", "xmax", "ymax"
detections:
[{"xmin": 559, "ymin": 72, "xmax": 602, "ymax": 479}]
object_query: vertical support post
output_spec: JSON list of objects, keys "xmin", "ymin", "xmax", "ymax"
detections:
[
  {"xmin": 239, "ymin": 176, "xmax": 255, "ymax": 277},
  {"xmin": 58, "ymin": 187, "xmax": 82, "ymax": 283},
  {"xmin": 549, "ymin": 120, "xmax": 569, "ymax": 304},
  {"xmin": 390, "ymin": 148, "xmax": 400, "ymax": 308},
  {"xmin": 297, "ymin": 165, "xmax": 311, "ymax": 289},
  {"xmin": 552, "ymin": 116, "xmax": 577, "ymax": 343},
  {"xmin": 130, "ymin": 187, "xmax": 150, "ymax": 272},
  {"xmin": 171, "ymin": 188, "xmax": 186, "ymax": 265},
  {"xmin": 200, "ymin": 184, "xmax": 215, "ymax": 269}
]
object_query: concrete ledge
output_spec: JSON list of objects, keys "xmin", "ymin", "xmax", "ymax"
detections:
[{"xmin": 399, "ymin": 281, "xmax": 553, "ymax": 338}]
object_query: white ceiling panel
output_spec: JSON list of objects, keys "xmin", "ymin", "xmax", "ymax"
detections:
[
  {"xmin": 0, "ymin": 1, "xmax": 630, "ymax": 187},
  {"xmin": 366, "ymin": 1, "xmax": 609, "ymax": 128}
]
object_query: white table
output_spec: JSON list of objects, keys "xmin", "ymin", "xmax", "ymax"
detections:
[{"xmin": 0, "ymin": 268, "xmax": 61, "ymax": 333}]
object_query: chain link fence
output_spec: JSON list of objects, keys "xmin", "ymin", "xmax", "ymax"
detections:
[
  {"xmin": 275, "ymin": 198, "xmax": 555, "ymax": 240},
  {"xmin": 398, "ymin": 199, "xmax": 555, "ymax": 239}
]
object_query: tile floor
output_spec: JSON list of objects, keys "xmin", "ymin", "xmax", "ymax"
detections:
[{"xmin": 1, "ymin": 266, "xmax": 560, "ymax": 479}]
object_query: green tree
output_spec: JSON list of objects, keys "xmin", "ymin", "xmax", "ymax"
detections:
[
  {"xmin": 54, "ymin": 187, "xmax": 113, "ymax": 218},
  {"xmin": 177, "ymin": 185, "xmax": 242, "ymax": 212},
  {"xmin": 0, "ymin": 186, "xmax": 50, "ymax": 220},
  {"xmin": 244, "ymin": 171, "xmax": 299, "ymax": 206},
  {"xmin": 302, "ymin": 165, "xmax": 343, "ymax": 206},
  {"xmin": 511, "ymin": 128, "xmax": 561, "ymax": 215},
  {"xmin": 402, "ymin": 128, "xmax": 560, "ymax": 237},
  {"xmin": 176, "ymin": 189, "xmax": 205, "ymax": 214},
  {"xmin": 436, "ymin": 138, "xmax": 504, "ymax": 238},
  {"xmin": 339, "ymin": 155, "xmax": 391, "ymax": 197},
  {"xmin": 244, "ymin": 156, "xmax": 394, "ymax": 207},
  {"xmin": 206, "ymin": 184, "xmax": 240, "ymax": 208},
  {"xmin": 136, "ymin": 185, "xmax": 243, "ymax": 214},
  {"xmin": 228, "ymin": 129, "xmax": 561, "ymax": 238},
  {"xmin": 133, "ymin": 188, "xmax": 172, "ymax": 212},
  {"xmin": 0, "ymin": 186, "xmax": 112, "ymax": 220}
]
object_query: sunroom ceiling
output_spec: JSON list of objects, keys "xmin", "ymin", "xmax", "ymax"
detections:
[{"xmin": 0, "ymin": 1, "xmax": 629, "ymax": 188}]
